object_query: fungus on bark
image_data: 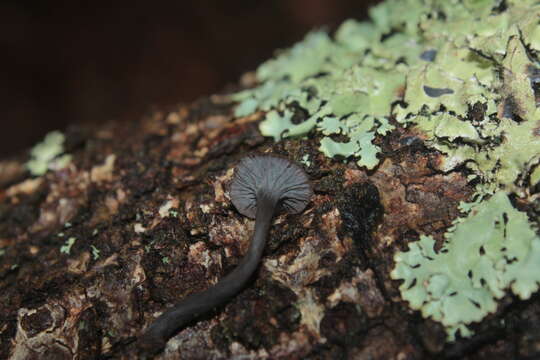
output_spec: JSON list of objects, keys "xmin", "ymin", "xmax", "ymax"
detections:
[{"xmin": 139, "ymin": 154, "xmax": 312, "ymax": 355}]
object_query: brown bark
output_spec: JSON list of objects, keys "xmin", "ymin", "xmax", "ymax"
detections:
[{"xmin": 0, "ymin": 90, "xmax": 539, "ymax": 360}]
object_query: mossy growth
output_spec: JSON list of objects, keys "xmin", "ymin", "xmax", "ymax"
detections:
[{"xmin": 232, "ymin": 0, "xmax": 540, "ymax": 340}]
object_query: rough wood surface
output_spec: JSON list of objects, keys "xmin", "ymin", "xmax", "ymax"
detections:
[{"xmin": 0, "ymin": 91, "xmax": 539, "ymax": 360}]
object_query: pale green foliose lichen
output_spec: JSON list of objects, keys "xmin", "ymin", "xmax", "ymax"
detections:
[
  {"xmin": 233, "ymin": 0, "xmax": 540, "ymax": 340},
  {"xmin": 531, "ymin": 165, "xmax": 540, "ymax": 187},
  {"xmin": 232, "ymin": 26, "xmax": 402, "ymax": 169},
  {"xmin": 91, "ymin": 245, "xmax": 100, "ymax": 260},
  {"xmin": 391, "ymin": 191, "xmax": 540, "ymax": 340},
  {"xmin": 60, "ymin": 237, "xmax": 77, "ymax": 255},
  {"xmin": 26, "ymin": 130, "xmax": 72, "ymax": 176}
]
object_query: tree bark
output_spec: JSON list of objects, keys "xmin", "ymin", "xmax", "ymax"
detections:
[{"xmin": 0, "ymin": 89, "xmax": 538, "ymax": 360}]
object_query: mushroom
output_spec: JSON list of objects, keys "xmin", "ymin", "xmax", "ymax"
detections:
[{"xmin": 139, "ymin": 154, "xmax": 312, "ymax": 355}]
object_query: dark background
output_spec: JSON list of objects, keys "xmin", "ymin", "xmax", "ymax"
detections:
[{"xmin": 0, "ymin": 0, "xmax": 379, "ymax": 158}]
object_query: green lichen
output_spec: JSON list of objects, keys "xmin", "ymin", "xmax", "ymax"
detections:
[
  {"xmin": 396, "ymin": 36, "xmax": 540, "ymax": 194},
  {"xmin": 391, "ymin": 191, "xmax": 540, "ymax": 339},
  {"xmin": 60, "ymin": 237, "xmax": 77, "ymax": 255},
  {"xmin": 531, "ymin": 165, "xmax": 540, "ymax": 187},
  {"xmin": 232, "ymin": 20, "xmax": 406, "ymax": 169},
  {"xmin": 91, "ymin": 245, "xmax": 100, "ymax": 260},
  {"xmin": 26, "ymin": 130, "xmax": 71, "ymax": 176},
  {"xmin": 232, "ymin": 0, "xmax": 540, "ymax": 340}
]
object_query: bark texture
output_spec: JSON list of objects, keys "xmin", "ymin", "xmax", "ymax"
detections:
[{"xmin": 0, "ymin": 92, "xmax": 539, "ymax": 360}]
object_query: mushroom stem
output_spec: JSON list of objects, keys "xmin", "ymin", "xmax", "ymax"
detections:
[
  {"xmin": 139, "ymin": 193, "xmax": 278, "ymax": 354},
  {"xmin": 139, "ymin": 154, "xmax": 312, "ymax": 356}
]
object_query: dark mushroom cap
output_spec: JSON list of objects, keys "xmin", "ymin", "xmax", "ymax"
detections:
[{"xmin": 230, "ymin": 154, "xmax": 312, "ymax": 219}]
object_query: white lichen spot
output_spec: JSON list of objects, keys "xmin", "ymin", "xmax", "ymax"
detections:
[
  {"xmin": 200, "ymin": 203, "xmax": 213, "ymax": 214},
  {"xmin": 158, "ymin": 197, "xmax": 179, "ymax": 218},
  {"xmin": 327, "ymin": 279, "xmax": 360, "ymax": 307},
  {"xmin": 297, "ymin": 288, "xmax": 325, "ymax": 337},
  {"xmin": 134, "ymin": 223, "xmax": 147, "ymax": 234},
  {"xmin": 188, "ymin": 241, "xmax": 212, "ymax": 269},
  {"xmin": 300, "ymin": 154, "xmax": 312, "ymax": 167},
  {"xmin": 265, "ymin": 235, "xmax": 334, "ymax": 341},
  {"xmin": 326, "ymin": 268, "xmax": 384, "ymax": 318}
]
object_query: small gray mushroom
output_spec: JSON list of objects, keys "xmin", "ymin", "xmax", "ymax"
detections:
[{"xmin": 139, "ymin": 154, "xmax": 312, "ymax": 355}]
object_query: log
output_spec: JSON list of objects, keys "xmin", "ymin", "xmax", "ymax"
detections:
[{"xmin": 2, "ymin": 0, "xmax": 540, "ymax": 359}]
